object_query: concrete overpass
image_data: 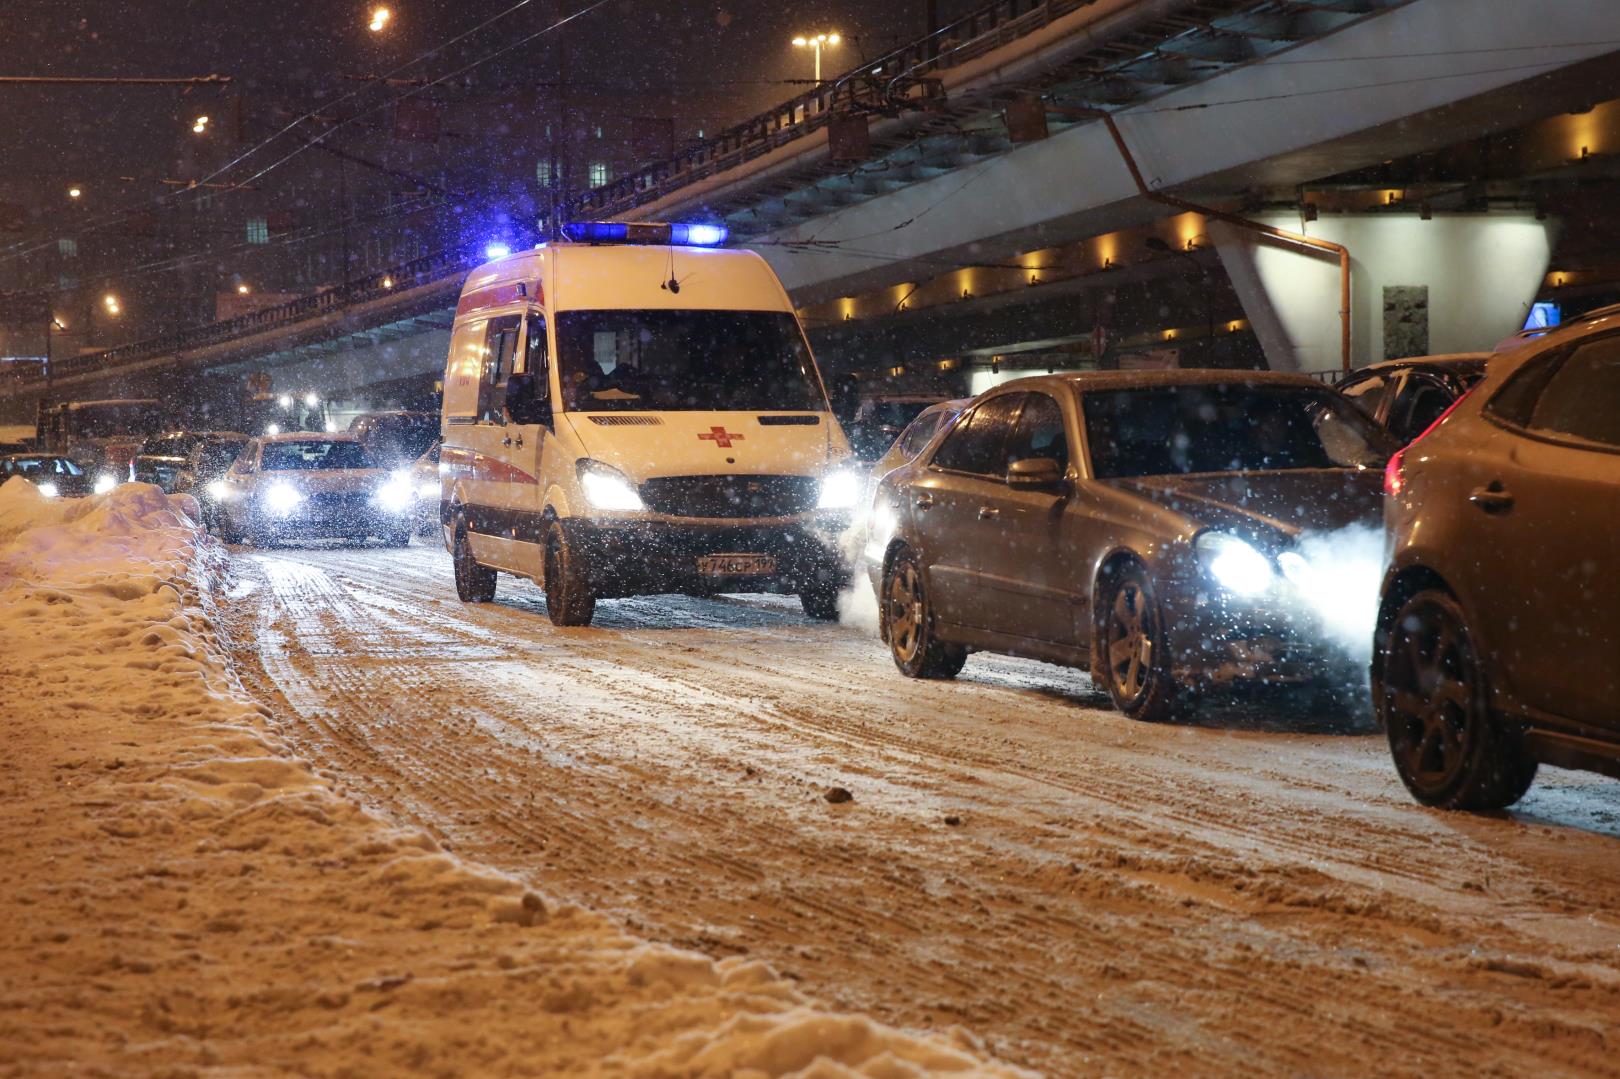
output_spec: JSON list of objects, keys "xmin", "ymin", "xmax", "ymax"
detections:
[{"xmin": 5, "ymin": 0, "xmax": 1620, "ymax": 420}]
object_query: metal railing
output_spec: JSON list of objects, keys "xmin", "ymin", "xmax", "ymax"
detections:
[
  {"xmin": 30, "ymin": 245, "xmax": 478, "ymax": 389},
  {"xmin": 559, "ymin": 0, "xmax": 1098, "ymax": 223}
]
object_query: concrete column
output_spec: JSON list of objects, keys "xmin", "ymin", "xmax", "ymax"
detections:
[{"xmin": 1213, "ymin": 213, "xmax": 1558, "ymax": 373}]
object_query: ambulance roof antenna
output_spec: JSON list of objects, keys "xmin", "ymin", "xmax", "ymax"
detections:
[{"xmin": 661, "ymin": 242, "xmax": 681, "ymax": 294}]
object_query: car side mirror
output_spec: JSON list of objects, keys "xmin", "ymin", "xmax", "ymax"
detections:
[
  {"xmin": 1007, "ymin": 457, "xmax": 1064, "ymax": 488},
  {"xmin": 505, "ymin": 372, "xmax": 551, "ymax": 426}
]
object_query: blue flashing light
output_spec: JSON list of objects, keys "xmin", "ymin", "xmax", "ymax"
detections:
[
  {"xmin": 562, "ymin": 221, "xmax": 728, "ymax": 247},
  {"xmin": 484, "ymin": 241, "xmax": 512, "ymax": 260}
]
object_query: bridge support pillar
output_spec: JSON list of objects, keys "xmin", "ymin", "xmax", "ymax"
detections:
[{"xmin": 1213, "ymin": 213, "xmax": 1558, "ymax": 373}]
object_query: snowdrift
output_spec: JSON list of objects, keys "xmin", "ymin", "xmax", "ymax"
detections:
[{"xmin": 0, "ymin": 477, "xmax": 1025, "ymax": 1077}]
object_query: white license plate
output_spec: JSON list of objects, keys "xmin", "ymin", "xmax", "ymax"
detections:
[{"xmin": 698, "ymin": 553, "xmax": 777, "ymax": 576}]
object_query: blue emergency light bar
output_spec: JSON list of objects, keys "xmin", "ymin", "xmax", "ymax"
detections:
[{"xmin": 563, "ymin": 221, "xmax": 728, "ymax": 247}]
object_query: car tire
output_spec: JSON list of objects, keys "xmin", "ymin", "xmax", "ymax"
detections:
[
  {"xmin": 1376, "ymin": 589, "xmax": 1537, "ymax": 810},
  {"xmin": 219, "ymin": 513, "xmax": 242, "ymax": 545},
  {"xmin": 452, "ymin": 525, "xmax": 497, "ymax": 603},
  {"xmin": 881, "ymin": 547, "xmax": 966, "ymax": 679},
  {"xmin": 543, "ymin": 521, "xmax": 595, "ymax": 627},
  {"xmin": 1099, "ymin": 566, "xmax": 1187, "ymax": 723},
  {"xmin": 386, "ymin": 527, "xmax": 411, "ymax": 548}
]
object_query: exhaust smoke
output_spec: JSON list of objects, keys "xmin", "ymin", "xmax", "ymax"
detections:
[{"xmin": 1278, "ymin": 523, "xmax": 1386, "ymax": 668}]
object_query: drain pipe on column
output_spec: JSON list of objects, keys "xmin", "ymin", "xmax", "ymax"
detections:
[{"xmin": 1051, "ymin": 105, "xmax": 1353, "ymax": 374}]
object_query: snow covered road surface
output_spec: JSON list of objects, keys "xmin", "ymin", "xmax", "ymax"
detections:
[
  {"xmin": 0, "ymin": 481, "xmax": 1022, "ymax": 1077},
  {"xmin": 232, "ymin": 540, "xmax": 1620, "ymax": 1077}
]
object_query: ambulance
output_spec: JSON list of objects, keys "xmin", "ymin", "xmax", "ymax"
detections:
[{"xmin": 437, "ymin": 222, "xmax": 858, "ymax": 627}]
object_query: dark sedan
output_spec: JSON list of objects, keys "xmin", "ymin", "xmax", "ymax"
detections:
[
  {"xmin": 867, "ymin": 371, "xmax": 1398, "ymax": 721},
  {"xmin": 0, "ymin": 453, "xmax": 95, "ymax": 497},
  {"xmin": 1336, "ymin": 353, "xmax": 1488, "ymax": 444}
]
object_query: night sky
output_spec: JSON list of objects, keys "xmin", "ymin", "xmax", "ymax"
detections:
[{"xmin": 0, "ymin": 1, "xmax": 956, "ymax": 199}]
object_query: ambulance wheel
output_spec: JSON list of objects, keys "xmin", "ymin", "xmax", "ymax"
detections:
[
  {"xmin": 544, "ymin": 522, "xmax": 596, "ymax": 627},
  {"xmin": 453, "ymin": 526, "xmax": 497, "ymax": 603}
]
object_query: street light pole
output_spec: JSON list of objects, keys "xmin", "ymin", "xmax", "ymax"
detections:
[{"xmin": 791, "ymin": 32, "xmax": 842, "ymax": 83}]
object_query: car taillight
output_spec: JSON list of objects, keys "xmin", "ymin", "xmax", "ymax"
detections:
[{"xmin": 1383, "ymin": 388, "xmax": 1474, "ymax": 498}]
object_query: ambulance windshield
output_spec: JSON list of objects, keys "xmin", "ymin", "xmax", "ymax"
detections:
[{"xmin": 555, "ymin": 310, "xmax": 824, "ymax": 412}]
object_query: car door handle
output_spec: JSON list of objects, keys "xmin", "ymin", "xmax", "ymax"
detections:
[
  {"xmin": 1468, "ymin": 483, "xmax": 1514, "ymax": 513},
  {"xmin": 914, "ymin": 493, "xmax": 936, "ymax": 510},
  {"xmin": 977, "ymin": 505, "xmax": 1000, "ymax": 520}
]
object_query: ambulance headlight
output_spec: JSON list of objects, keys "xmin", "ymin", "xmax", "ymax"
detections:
[
  {"xmin": 817, "ymin": 468, "xmax": 862, "ymax": 510},
  {"xmin": 93, "ymin": 473, "xmax": 117, "ymax": 495},
  {"xmin": 578, "ymin": 461, "xmax": 644, "ymax": 512},
  {"xmin": 37, "ymin": 481, "xmax": 59, "ymax": 498},
  {"xmin": 263, "ymin": 482, "xmax": 303, "ymax": 515},
  {"xmin": 375, "ymin": 470, "xmax": 414, "ymax": 513}
]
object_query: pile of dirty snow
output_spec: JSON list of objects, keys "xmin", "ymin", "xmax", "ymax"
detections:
[{"xmin": 0, "ymin": 478, "xmax": 1023, "ymax": 1077}]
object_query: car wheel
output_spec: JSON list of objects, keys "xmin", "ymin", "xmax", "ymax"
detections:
[
  {"xmin": 1100, "ymin": 567, "xmax": 1186, "ymax": 723},
  {"xmin": 386, "ymin": 527, "xmax": 411, "ymax": 548},
  {"xmin": 1377, "ymin": 589, "xmax": 1536, "ymax": 810},
  {"xmin": 452, "ymin": 525, "xmax": 497, "ymax": 603},
  {"xmin": 881, "ymin": 547, "xmax": 965, "ymax": 679},
  {"xmin": 218, "ymin": 513, "xmax": 241, "ymax": 545},
  {"xmin": 543, "ymin": 521, "xmax": 595, "ymax": 627}
]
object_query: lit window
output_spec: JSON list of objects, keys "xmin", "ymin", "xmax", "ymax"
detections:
[
  {"xmin": 246, "ymin": 217, "xmax": 269, "ymax": 244},
  {"xmin": 535, "ymin": 159, "xmax": 553, "ymax": 185},
  {"xmin": 595, "ymin": 125, "xmax": 604, "ymax": 139},
  {"xmin": 588, "ymin": 162, "xmax": 610, "ymax": 188},
  {"xmin": 697, "ymin": 129, "xmax": 705, "ymax": 140},
  {"xmin": 57, "ymin": 238, "xmax": 77, "ymax": 258}
]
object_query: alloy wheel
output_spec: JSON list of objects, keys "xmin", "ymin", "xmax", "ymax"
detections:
[
  {"xmin": 885, "ymin": 558, "xmax": 924, "ymax": 665},
  {"xmin": 1383, "ymin": 597, "xmax": 1479, "ymax": 791},
  {"xmin": 1106, "ymin": 578, "xmax": 1155, "ymax": 704}
]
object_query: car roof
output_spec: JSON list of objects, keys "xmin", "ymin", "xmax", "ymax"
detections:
[
  {"xmin": 996, "ymin": 369, "xmax": 1328, "ymax": 392},
  {"xmin": 63, "ymin": 398, "xmax": 162, "ymax": 409},
  {"xmin": 1358, "ymin": 353, "xmax": 1491, "ymax": 372},
  {"xmin": 259, "ymin": 432, "xmax": 360, "ymax": 443},
  {"xmin": 0, "ymin": 452, "xmax": 66, "ymax": 461}
]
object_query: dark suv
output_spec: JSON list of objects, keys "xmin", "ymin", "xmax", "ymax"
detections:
[
  {"xmin": 1375, "ymin": 316, "xmax": 1620, "ymax": 808},
  {"xmin": 132, "ymin": 431, "xmax": 245, "ymax": 493}
]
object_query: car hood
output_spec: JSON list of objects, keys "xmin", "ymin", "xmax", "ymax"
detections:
[
  {"xmin": 258, "ymin": 469, "xmax": 387, "ymax": 494},
  {"xmin": 1106, "ymin": 469, "xmax": 1383, "ymax": 545}
]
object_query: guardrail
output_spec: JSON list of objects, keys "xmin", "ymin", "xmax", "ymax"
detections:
[
  {"xmin": 559, "ymin": 0, "xmax": 1096, "ymax": 223},
  {"xmin": 25, "ymin": 245, "xmax": 479, "ymax": 390}
]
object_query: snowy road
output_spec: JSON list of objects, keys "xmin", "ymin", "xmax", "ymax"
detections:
[{"xmin": 228, "ymin": 540, "xmax": 1620, "ymax": 1076}]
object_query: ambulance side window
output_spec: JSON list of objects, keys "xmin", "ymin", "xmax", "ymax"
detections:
[
  {"xmin": 479, "ymin": 315, "xmax": 522, "ymax": 424},
  {"xmin": 523, "ymin": 312, "xmax": 549, "ymax": 391}
]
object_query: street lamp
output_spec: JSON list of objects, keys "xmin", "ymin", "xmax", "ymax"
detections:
[
  {"xmin": 791, "ymin": 32, "xmax": 841, "ymax": 82},
  {"xmin": 102, "ymin": 294, "xmax": 121, "ymax": 317},
  {"xmin": 369, "ymin": 6, "xmax": 392, "ymax": 32},
  {"xmin": 236, "ymin": 283, "xmax": 250, "ymax": 294},
  {"xmin": 192, "ymin": 114, "xmax": 210, "ymax": 134},
  {"xmin": 67, "ymin": 186, "xmax": 82, "ymax": 200}
]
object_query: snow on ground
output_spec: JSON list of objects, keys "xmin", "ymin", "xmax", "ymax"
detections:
[{"xmin": 0, "ymin": 477, "xmax": 1024, "ymax": 1077}]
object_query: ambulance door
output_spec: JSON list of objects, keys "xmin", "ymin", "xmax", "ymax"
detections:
[
  {"xmin": 468, "ymin": 313, "xmax": 524, "ymax": 570},
  {"xmin": 506, "ymin": 308, "xmax": 555, "ymax": 580}
]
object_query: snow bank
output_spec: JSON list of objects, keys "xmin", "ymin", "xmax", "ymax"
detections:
[{"xmin": 0, "ymin": 479, "xmax": 1025, "ymax": 1077}]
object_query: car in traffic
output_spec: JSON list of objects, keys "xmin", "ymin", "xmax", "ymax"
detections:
[
  {"xmin": 1336, "ymin": 354, "xmax": 1489, "ymax": 444},
  {"xmin": 849, "ymin": 398, "xmax": 968, "ymax": 567},
  {"xmin": 409, "ymin": 439, "xmax": 441, "ymax": 534},
  {"xmin": 216, "ymin": 433, "xmax": 415, "ymax": 547},
  {"xmin": 847, "ymin": 393, "xmax": 955, "ymax": 462},
  {"xmin": 1374, "ymin": 313, "xmax": 1620, "ymax": 810},
  {"xmin": 350, "ymin": 410, "xmax": 439, "ymax": 469},
  {"xmin": 0, "ymin": 453, "xmax": 95, "ymax": 497},
  {"xmin": 173, "ymin": 434, "xmax": 251, "ymax": 531},
  {"xmin": 131, "ymin": 430, "xmax": 247, "ymax": 493},
  {"xmin": 867, "ymin": 371, "xmax": 1398, "ymax": 721}
]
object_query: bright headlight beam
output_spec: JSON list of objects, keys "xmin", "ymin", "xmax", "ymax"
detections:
[
  {"xmin": 1196, "ymin": 532, "xmax": 1274, "ymax": 596},
  {"xmin": 93, "ymin": 473, "xmax": 117, "ymax": 495},
  {"xmin": 817, "ymin": 469, "xmax": 861, "ymax": 510},
  {"xmin": 579, "ymin": 464, "xmax": 644, "ymax": 511},
  {"xmin": 37, "ymin": 482, "xmax": 59, "ymax": 498},
  {"xmin": 376, "ymin": 471, "xmax": 414, "ymax": 513},
  {"xmin": 263, "ymin": 482, "xmax": 303, "ymax": 514},
  {"xmin": 207, "ymin": 479, "xmax": 229, "ymax": 501}
]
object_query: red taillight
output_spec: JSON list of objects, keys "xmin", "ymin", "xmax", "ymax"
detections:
[{"xmin": 1383, "ymin": 388, "xmax": 1474, "ymax": 498}]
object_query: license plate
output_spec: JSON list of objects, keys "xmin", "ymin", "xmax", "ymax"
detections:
[{"xmin": 697, "ymin": 553, "xmax": 777, "ymax": 576}]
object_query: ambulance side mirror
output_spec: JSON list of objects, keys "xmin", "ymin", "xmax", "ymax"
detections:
[{"xmin": 505, "ymin": 372, "xmax": 550, "ymax": 426}]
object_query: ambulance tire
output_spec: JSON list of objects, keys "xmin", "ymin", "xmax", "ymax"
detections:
[
  {"xmin": 453, "ymin": 525, "xmax": 497, "ymax": 603},
  {"xmin": 544, "ymin": 521, "xmax": 596, "ymax": 627}
]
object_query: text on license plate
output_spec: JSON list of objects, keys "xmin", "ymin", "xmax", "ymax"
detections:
[{"xmin": 697, "ymin": 553, "xmax": 777, "ymax": 576}]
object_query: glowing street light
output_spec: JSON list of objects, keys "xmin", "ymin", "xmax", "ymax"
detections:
[
  {"xmin": 192, "ymin": 114, "xmax": 210, "ymax": 134},
  {"xmin": 368, "ymin": 6, "xmax": 392, "ymax": 32},
  {"xmin": 236, "ymin": 283, "xmax": 250, "ymax": 294},
  {"xmin": 67, "ymin": 186, "xmax": 82, "ymax": 199},
  {"xmin": 102, "ymin": 294, "xmax": 121, "ymax": 316},
  {"xmin": 303, "ymin": 392, "xmax": 319, "ymax": 408},
  {"xmin": 791, "ymin": 32, "xmax": 841, "ymax": 82}
]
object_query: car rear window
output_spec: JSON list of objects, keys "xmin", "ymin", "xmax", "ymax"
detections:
[{"xmin": 1081, "ymin": 384, "xmax": 1393, "ymax": 478}]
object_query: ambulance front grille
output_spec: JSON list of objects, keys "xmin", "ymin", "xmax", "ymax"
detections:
[{"xmin": 638, "ymin": 475, "xmax": 818, "ymax": 518}]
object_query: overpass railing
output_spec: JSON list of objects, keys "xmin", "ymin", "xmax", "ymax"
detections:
[
  {"xmin": 560, "ymin": 0, "xmax": 1097, "ymax": 223},
  {"xmin": 30, "ymin": 245, "xmax": 478, "ymax": 390}
]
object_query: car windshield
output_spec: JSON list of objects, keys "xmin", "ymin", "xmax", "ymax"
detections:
[
  {"xmin": 1082, "ymin": 383, "xmax": 1397, "ymax": 479},
  {"xmin": 554, "ymin": 310, "xmax": 824, "ymax": 412},
  {"xmin": 199, "ymin": 441, "xmax": 247, "ymax": 473},
  {"xmin": 260, "ymin": 440, "xmax": 377, "ymax": 471},
  {"xmin": 71, "ymin": 403, "xmax": 165, "ymax": 438},
  {"xmin": 2, "ymin": 455, "xmax": 82, "ymax": 476}
]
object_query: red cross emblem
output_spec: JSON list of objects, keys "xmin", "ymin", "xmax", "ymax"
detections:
[{"xmin": 697, "ymin": 426, "xmax": 743, "ymax": 448}]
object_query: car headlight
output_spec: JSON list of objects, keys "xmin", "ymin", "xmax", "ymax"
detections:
[
  {"xmin": 93, "ymin": 473, "xmax": 117, "ymax": 495},
  {"xmin": 1195, "ymin": 531, "xmax": 1274, "ymax": 596},
  {"xmin": 417, "ymin": 481, "xmax": 438, "ymax": 500},
  {"xmin": 376, "ymin": 470, "xmax": 414, "ymax": 513},
  {"xmin": 578, "ymin": 461, "xmax": 644, "ymax": 511},
  {"xmin": 37, "ymin": 481, "xmax": 59, "ymax": 498},
  {"xmin": 263, "ymin": 482, "xmax": 303, "ymax": 514},
  {"xmin": 817, "ymin": 468, "xmax": 862, "ymax": 510},
  {"xmin": 206, "ymin": 479, "xmax": 230, "ymax": 501}
]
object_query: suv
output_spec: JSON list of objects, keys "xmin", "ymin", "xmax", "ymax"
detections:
[
  {"xmin": 132, "ymin": 430, "xmax": 244, "ymax": 493},
  {"xmin": 1375, "ymin": 315, "xmax": 1620, "ymax": 809}
]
